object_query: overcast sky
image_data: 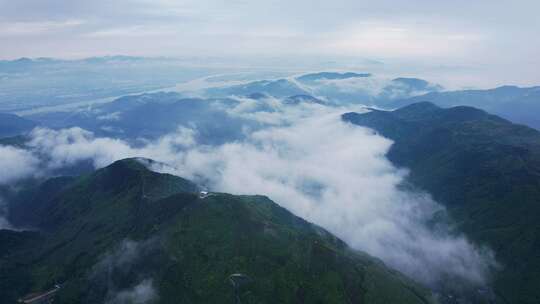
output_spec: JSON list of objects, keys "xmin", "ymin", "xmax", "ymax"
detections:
[{"xmin": 0, "ymin": 0, "xmax": 539, "ymax": 86}]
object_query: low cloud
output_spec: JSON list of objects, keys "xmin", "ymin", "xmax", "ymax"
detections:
[
  {"xmin": 316, "ymin": 76, "xmax": 391, "ymax": 96},
  {"xmin": 0, "ymin": 197, "xmax": 13, "ymax": 230},
  {"xmin": 0, "ymin": 145, "xmax": 39, "ymax": 229},
  {"xmin": 97, "ymin": 111, "xmax": 122, "ymax": 121},
  {"xmin": 25, "ymin": 126, "xmax": 196, "ymax": 170},
  {"xmin": 0, "ymin": 217, "xmax": 11, "ymax": 230},
  {"xmin": 0, "ymin": 145, "xmax": 39, "ymax": 185},
  {"xmin": 106, "ymin": 279, "xmax": 157, "ymax": 304},
  {"xmin": 93, "ymin": 239, "xmax": 160, "ymax": 304},
  {"xmin": 95, "ymin": 239, "xmax": 151, "ymax": 272},
  {"xmin": 4, "ymin": 103, "xmax": 496, "ymax": 290},
  {"xmin": 297, "ymin": 75, "xmax": 442, "ymax": 104}
]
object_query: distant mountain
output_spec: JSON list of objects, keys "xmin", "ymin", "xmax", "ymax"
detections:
[
  {"xmin": 390, "ymin": 85, "xmax": 540, "ymax": 129},
  {"xmin": 0, "ymin": 57, "xmax": 210, "ymax": 113},
  {"xmin": 1, "ymin": 158, "xmax": 434, "ymax": 304},
  {"xmin": 0, "ymin": 56, "xmax": 154, "ymax": 67},
  {"xmin": 295, "ymin": 73, "xmax": 443, "ymax": 104},
  {"xmin": 82, "ymin": 55, "xmax": 148, "ymax": 64},
  {"xmin": 0, "ymin": 113, "xmax": 37, "ymax": 138},
  {"xmin": 383, "ymin": 78, "xmax": 444, "ymax": 97},
  {"xmin": 283, "ymin": 94, "xmax": 326, "ymax": 105},
  {"xmin": 205, "ymin": 79, "xmax": 309, "ymax": 98},
  {"xmin": 245, "ymin": 92, "xmax": 269, "ymax": 100},
  {"xmin": 27, "ymin": 92, "xmax": 257, "ymax": 144},
  {"xmin": 296, "ymin": 72, "xmax": 372, "ymax": 83},
  {"xmin": 200, "ymin": 72, "xmax": 444, "ymax": 105},
  {"xmin": 0, "ymin": 56, "xmax": 148, "ymax": 74},
  {"xmin": 343, "ymin": 103, "xmax": 540, "ymax": 304},
  {"xmin": 391, "ymin": 78, "xmax": 442, "ymax": 90}
]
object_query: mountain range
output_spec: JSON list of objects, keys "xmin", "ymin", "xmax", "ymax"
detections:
[
  {"xmin": 1, "ymin": 69, "xmax": 540, "ymax": 303},
  {"xmin": 343, "ymin": 102, "xmax": 540, "ymax": 303},
  {"xmin": 389, "ymin": 85, "xmax": 540, "ymax": 130},
  {"xmin": 1, "ymin": 158, "xmax": 434, "ymax": 303}
]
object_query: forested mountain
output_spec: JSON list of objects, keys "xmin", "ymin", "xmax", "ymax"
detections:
[
  {"xmin": 343, "ymin": 103, "xmax": 540, "ymax": 303},
  {"xmin": 1, "ymin": 158, "xmax": 434, "ymax": 304}
]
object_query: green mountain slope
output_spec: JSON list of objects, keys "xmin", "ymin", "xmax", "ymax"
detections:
[
  {"xmin": 2, "ymin": 158, "xmax": 434, "ymax": 304},
  {"xmin": 343, "ymin": 102, "xmax": 540, "ymax": 304}
]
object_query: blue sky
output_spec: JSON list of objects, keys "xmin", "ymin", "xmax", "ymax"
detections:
[{"xmin": 0, "ymin": 0, "xmax": 539, "ymax": 86}]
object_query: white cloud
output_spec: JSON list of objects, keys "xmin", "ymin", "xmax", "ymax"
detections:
[
  {"xmin": 148, "ymin": 111, "xmax": 496, "ymax": 287},
  {"xmin": 0, "ymin": 196, "xmax": 14, "ymax": 230},
  {"xmin": 97, "ymin": 112, "xmax": 122, "ymax": 121},
  {"xmin": 25, "ymin": 126, "xmax": 196, "ymax": 170},
  {"xmin": 107, "ymin": 279, "xmax": 157, "ymax": 304},
  {"xmin": 0, "ymin": 20, "xmax": 85, "ymax": 37},
  {"xmin": 93, "ymin": 239, "xmax": 160, "ymax": 304},
  {"xmin": 27, "ymin": 127, "xmax": 136, "ymax": 169},
  {"xmin": 1, "ymin": 0, "xmax": 539, "ymax": 88},
  {"xmin": 0, "ymin": 217, "xmax": 11, "ymax": 230},
  {"xmin": 0, "ymin": 145, "xmax": 40, "ymax": 184},
  {"xmin": 0, "ymin": 146, "xmax": 36, "ymax": 228},
  {"xmin": 5, "ymin": 103, "xmax": 496, "ymax": 289}
]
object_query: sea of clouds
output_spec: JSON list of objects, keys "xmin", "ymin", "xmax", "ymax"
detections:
[{"xmin": 0, "ymin": 98, "xmax": 496, "ymax": 291}]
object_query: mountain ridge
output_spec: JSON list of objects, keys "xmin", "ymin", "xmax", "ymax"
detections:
[
  {"xmin": 343, "ymin": 102, "xmax": 540, "ymax": 304},
  {"xmin": 389, "ymin": 85, "xmax": 540, "ymax": 129},
  {"xmin": 2, "ymin": 158, "xmax": 435, "ymax": 304},
  {"xmin": 0, "ymin": 112, "xmax": 37, "ymax": 138}
]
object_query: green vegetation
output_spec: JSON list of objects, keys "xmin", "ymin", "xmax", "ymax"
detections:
[
  {"xmin": 1, "ymin": 158, "xmax": 434, "ymax": 303},
  {"xmin": 343, "ymin": 102, "xmax": 540, "ymax": 304}
]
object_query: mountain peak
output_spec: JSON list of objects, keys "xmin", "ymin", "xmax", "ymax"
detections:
[
  {"xmin": 3, "ymin": 160, "xmax": 433, "ymax": 304},
  {"xmin": 397, "ymin": 101, "xmax": 440, "ymax": 111},
  {"xmin": 107, "ymin": 157, "xmax": 154, "ymax": 172},
  {"xmin": 391, "ymin": 102, "xmax": 498, "ymax": 124},
  {"xmin": 97, "ymin": 158, "xmax": 199, "ymax": 195}
]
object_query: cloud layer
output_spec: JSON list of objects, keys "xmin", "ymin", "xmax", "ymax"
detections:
[
  {"xmin": 92, "ymin": 239, "xmax": 159, "ymax": 304},
  {"xmin": 107, "ymin": 279, "xmax": 157, "ymax": 304},
  {"xmin": 0, "ymin": 197, "xmax": 13, "ymax": 230},
  {"xmin": 1, "ymin": 0, "xmax": 539, "ymax": 87},
  {"xmin": 5, "ymin": 102, "xmax": 496, "ymax": 289},
  {"xmin": 0, "ymin": 145, "xmax": 40, "ymax": 185},
  {"xmin": 147, "ymin": 111, "xmax": 496, "ymax": 288}
]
